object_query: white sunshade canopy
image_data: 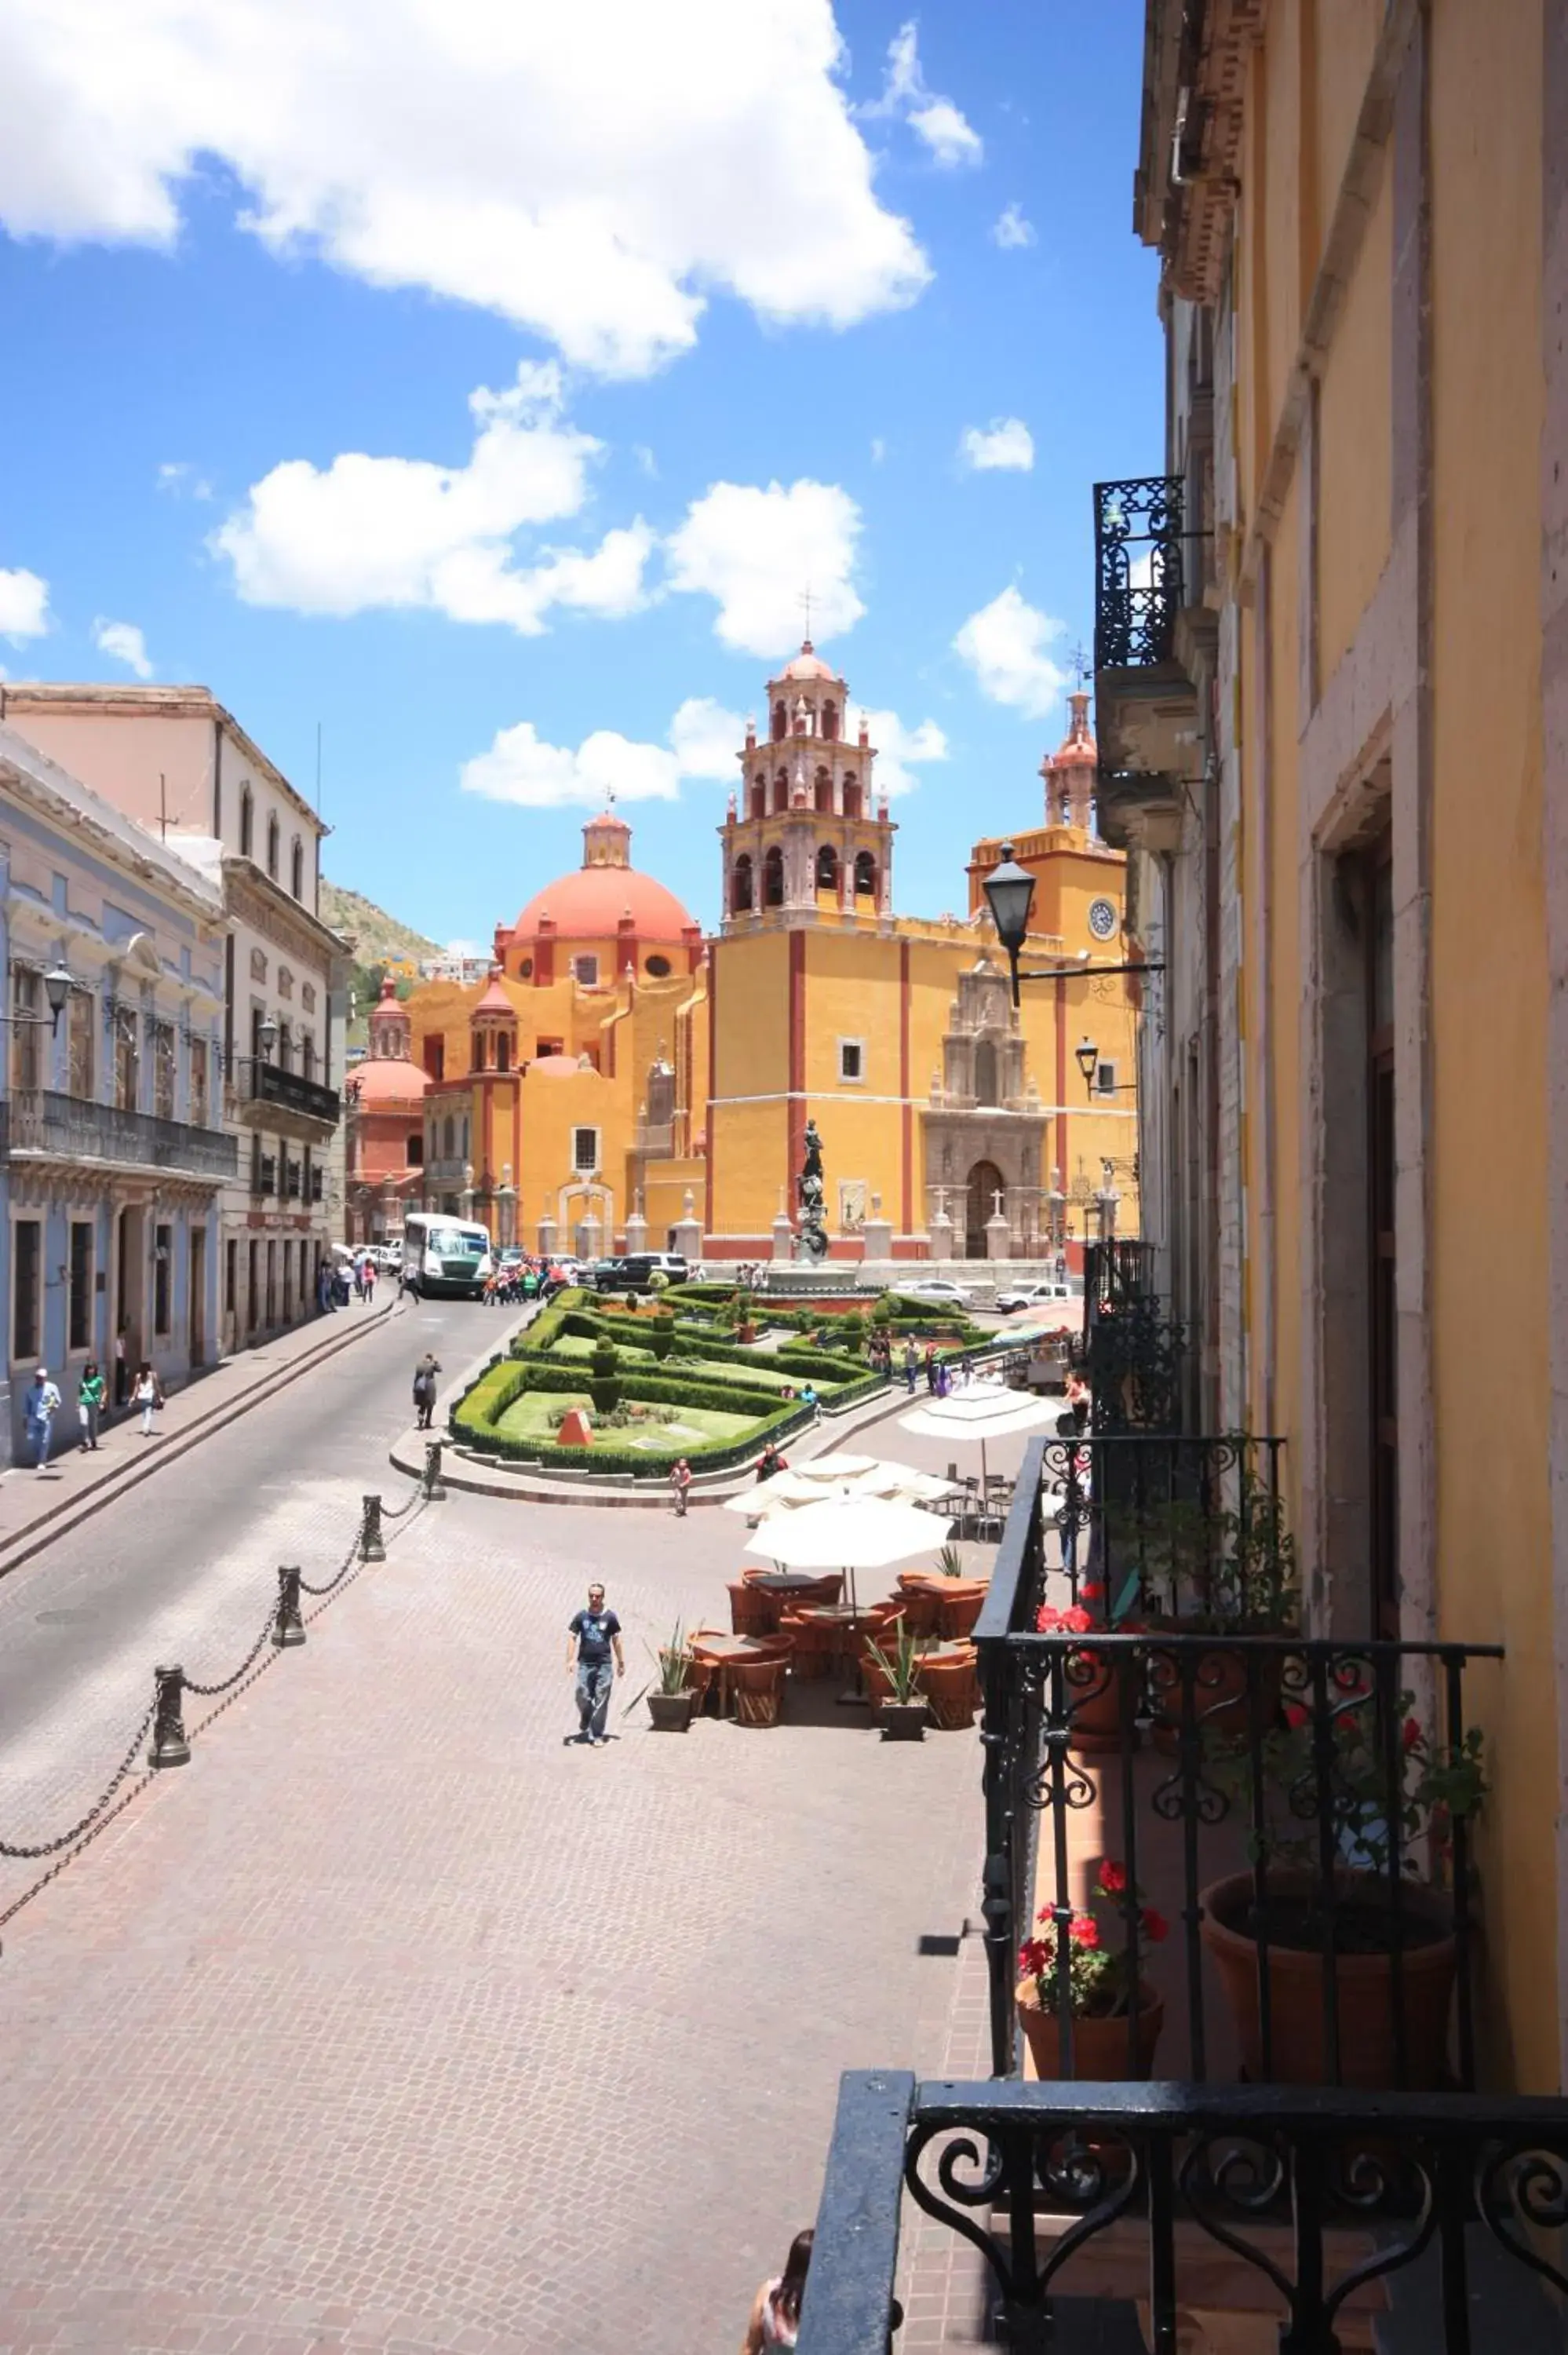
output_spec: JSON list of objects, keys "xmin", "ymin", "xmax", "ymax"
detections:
[{"xmin": 742, "ymin": 1496, "xmax": 954, "ymax": 1572}]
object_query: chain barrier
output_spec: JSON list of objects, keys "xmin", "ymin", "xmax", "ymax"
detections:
[
  {"xmin": 1, "ymin": 1473, "xmax": 431, "ymax": 1886},
  {"xmin": 0, "ymin": 1693, "xmax": 157, "ymax": 1860}
]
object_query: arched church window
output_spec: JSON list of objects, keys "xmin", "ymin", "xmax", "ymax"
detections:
[
  {"xmin": 239, "ymin": 786, "xmax": 253, "ymax": 857},
  {"xmin": 843, "ymin": 777, "xmax": 863, "ymax": 819},
  {"xmin": 496, "ymin": 1032, "xmax": 511, "ymax": 1072},
  {"xmin": 645, "ymin": 954, "xmax": 672, "ymax": 977},
  {"xmin": 443, "ymin": 1115, "xmax": 455, "ymax": 1156},
  {"xmin": 407, "ymin": 1133, "xmax": 424, "ymax": 1168},
  {"xmin": 816, "ymin": 843, "xmax": 839, "ymax": 891},
  {"xmin": 771, "ymin": 701, "xmax": 786, "ymax": 743},
  {"xmin": 763, "ymin": 845, "xmax": 785, "ymax": 908},
  {"xmin": 731, "ymin": 855, "xmax": 754, "ymax": 914},
  {"xmin": 751, "ymin": 772, "xmax": 766, "ymax": 819},
  {"xmin": 854, "ymin": 849, "xmax": 877, "ymax": 898},
  {"xmin": 266, "ymin": 813, "xmax": 279, "ymax": 879},
  {"xmin": 814, "ymin": 768, "xmax": 832, "ymax": 812},
  {"xmin": 822, "ymin": 700, "xmax": 838, "ymax": 740},
  {"xmin": 773, "ymin": 770, "xmax": 789, "ymax": 815}
]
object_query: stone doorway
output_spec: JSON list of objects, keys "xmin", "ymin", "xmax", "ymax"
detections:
[{"xmin": 965, "ymin": 1159, "xmax": 1005, "ymax": 1258}]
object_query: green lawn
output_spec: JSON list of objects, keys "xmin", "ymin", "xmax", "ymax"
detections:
[
  {"xmin": 547, "ymin": 1330, "xmax": 657, "ymax": 1360},
  {"xmin": 673, "ymin": 1354, "xmax": 820, "ymax": 1392},
  {"xmin": 494, "ymin": 1389, "xmax": 757, "ymax": 1450}
]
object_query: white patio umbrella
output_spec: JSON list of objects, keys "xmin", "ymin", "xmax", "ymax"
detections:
[
  {"xmin": 899, "ymin": 1386, "xmax": 1060, "ymax": 1499},
  {"xmin": 793, "ymin": 1451, "xmax": 881, "ymax": 1481},
  {"xmin": 742, "ymin": 1495, "xmax": 954, "ymax": 1618}
]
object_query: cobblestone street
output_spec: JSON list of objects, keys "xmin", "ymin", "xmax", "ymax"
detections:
[{"xmin": 0, "ymin": 1314, "xmax": 1010, "ymax": 2354}]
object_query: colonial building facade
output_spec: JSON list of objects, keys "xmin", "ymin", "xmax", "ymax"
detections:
[
  {"xmin": 397, "ymin": 650, "xmax": 1142, "ymax": 1266},
  {"xmin": 0, "ymin": 686, "xmax": 346, "ymax": 1351},
  {"xmin": 0, "ymin": 725, "xmax": 233, "ymax": 1459}
]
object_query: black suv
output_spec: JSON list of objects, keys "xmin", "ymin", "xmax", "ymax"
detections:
[{"xmin": 590, "ymin": 1252, "xmax": 689, "ymax": 1293}]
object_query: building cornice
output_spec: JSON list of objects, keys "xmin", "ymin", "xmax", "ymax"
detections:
[
  {"xmin": 226, "ymin": 857, "xmax": 352, "ymax": 975},
  {"xmin": 0, "ymin": 683, "xmax": 327, "ymax": 838}
]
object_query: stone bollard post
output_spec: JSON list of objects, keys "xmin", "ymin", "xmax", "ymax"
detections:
[
  {"xmin": 360, "ymin": 1494, "xmax": 386, "ymax": 1563},
  {"xmin": 422, "ymin": 1440, "xmax": 448, "ymax": 1502},
  {"xmin": 272, "ymin": 1564, "xmax": 305, "ymax": 1648},
  {"xmin": 148, "ymin": 1664, "xmax": 190, "ymax": 1770}
]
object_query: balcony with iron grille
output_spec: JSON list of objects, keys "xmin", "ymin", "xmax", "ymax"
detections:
[
  {"xmin": 9, "ymin": 1088, "xmax": 238, "ymax": 1181},
  {"xmin": 1092, "ymin": 475, "xmax": 1205, "ymax": 851},
  {"xmin": 238, "ymin": 1060, "xmax": 341, "ymax": 1130}
]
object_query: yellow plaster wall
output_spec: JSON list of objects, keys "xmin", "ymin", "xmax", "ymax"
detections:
[
  {"xmin": 1265, "ymin": 475, "xmax": 1304, "ymax": 1499},
  {"xmin": 1317, "ymin": 157, "xmax": 1392, "ymax": 687},
  {"xmin": 1428, "ymin": 0, "xmax": 1551, "ymax": 2090},
  {"xmin": 1262, "ymin": 2, "xmax": 1303, "ymax": 444},
  {"xmin": 1311, "ymin": 0, "xmax": 1380, "ymax": 264},
  {"xmin": 709, "ymin": 932, "xmax": 790, "ymax": 1235}
]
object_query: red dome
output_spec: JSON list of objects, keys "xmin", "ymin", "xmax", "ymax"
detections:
[
  {"xmin": 348, "ymin": 1056, "xmax": 430, "ymax": 1106},
  {"xmin": 511, "ymin": 864, "xmax": 695, "ymax": 944},
  {"xmin": 777, "ymin": 641, "xmax": 840, "ymax": 684}
]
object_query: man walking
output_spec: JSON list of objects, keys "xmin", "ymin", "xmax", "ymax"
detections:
[
  {"xmin": 412, "ymin": 1352, "xmax": 442, "ymax": 1430},
  {"xmin": 24, "ymin": 1367, "xmax": 60, "ymax": 1474},
  {"xmin": 566, "ymin": 1582, "xmax": 624, "ymax": 1746}
]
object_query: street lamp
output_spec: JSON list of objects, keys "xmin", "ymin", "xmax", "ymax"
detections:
[
  {"xmin": 42, "ymin": 960, "xmax": 72, "ymax": 1026},
  {"xmin": 1075, "ymin": 1035, "xmax": 1099, "ymax": 1094},
  {"xmin": 257, "ymin": 1014, "xmax": 279, "ymax": 1062},
  {"xmin": 981, "ymin": 845, "xmax": 1037, "ymax": 988}
]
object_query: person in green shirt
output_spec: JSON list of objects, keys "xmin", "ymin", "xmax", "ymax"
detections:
[{"xmin": 77, "ymin": 1360, "xmax": 106, "ymax": 1452}]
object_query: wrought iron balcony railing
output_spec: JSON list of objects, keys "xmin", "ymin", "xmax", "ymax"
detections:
[
  {"xmin": 1085, "ymin": 1236, "xmax": 1157, "ymax": 1324},
  {"xmin": 1093, "ymin": 474, "xmax": 1186, "ymax": 671},
  {"xmin": 9, "ymin": 1088, "xmax": 238, "ymax": 1181},
  {"xmin": 249, "ymin": 1061, "xmax": 341, "ymax": 1126},
  {"xmin": 974, "ymin": 1438, "xmax": 1502, "ymax": 2087},
  {"xmin": 797, "ymin": 2072, "xmax": 1568, "ymax": 2355}
]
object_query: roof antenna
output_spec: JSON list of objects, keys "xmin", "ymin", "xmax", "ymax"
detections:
[
  {"xmin": 799, "ymin": 582, "xmax": 814, "ymax": 647},
  {"xmin": 159, "ymin": 772, "xmax": 167, "ymax": 841}
]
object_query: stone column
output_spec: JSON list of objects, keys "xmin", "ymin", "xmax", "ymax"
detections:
[
  {"xmin": 861, "ymin": 1190, "xmax": 893, "ymax": 1265},
  {"xmin": 928, "ymin": 1192, "xmax": 956, "ymax": 1264},
  {"xmin": 771, "ymin": 1209, "xmax": 796, "ymax": 1262},
  {"xmin": 624, "ymin": 1192, "xmax": 648, "ymax": 1255},
  {"xmin": 576, "ymin": 1207, "xmax": 602, "ymax": 1261},
  {"xmin": 986, "ymin": 1188, "xmax": 1012, "ymax": 1261},
  {"xmin": 537, "ymin": 1209, "xmax": 558, "ymax": 1260},
  {"xmin": 672, "ymin": 1187, "xmax": 702, "ymax": 1265}
]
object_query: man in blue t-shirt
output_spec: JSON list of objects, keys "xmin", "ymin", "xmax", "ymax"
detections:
[{"xmin": 566, "ymin": 1582, "xmax": 624, "ymax": 1745}]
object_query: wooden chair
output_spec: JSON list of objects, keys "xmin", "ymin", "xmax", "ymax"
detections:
[
  {"xmin": 728, "ymin": 1579, "xmax": 779, "ymax": 1637},
  {"xmin": 732, "ymin": 1657, "xmax": 787, "ymax": 1726}
]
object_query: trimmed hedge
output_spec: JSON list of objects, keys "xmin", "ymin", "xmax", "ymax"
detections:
[{"xmin": 453, "ymin": 1374, "xmax": 813, "ymax": 1475}]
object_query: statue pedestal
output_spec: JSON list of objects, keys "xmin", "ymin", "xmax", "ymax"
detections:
[
  {"xmin": 771, "ymin": 1213, "xmax": 795, "ymax": 1264},
  {"xmin": 986, "ymin": 1210, "xmax": 1012, "ymax": 1261},
  {"xmin": 673, "ymin": 1214, "xmax": 702, "ymax": 1263},
  {"xmin": 928, "ymin": 1210, "xmax": 955, "ymax": 1263},
  {"xmin": 577, "ymin": 1212, "xmax": 603, "ymax": 1261},
  {"xmin": 861, "ymin": 1215, "xmax": 893, "ymax": 1262},
  {"xmin": 537, "ymin": 1214, "xmax": 558, "ymax": 1261},
  {"xmin": 624, "ymin": 1210, "xmax": 648, "ymax": 1256}
]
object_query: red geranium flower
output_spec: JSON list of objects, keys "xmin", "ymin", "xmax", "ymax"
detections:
[
  {"xmin": 1068, "ymin": 1913, "xmax": 1100, "ymax": 1950},
  {"xmin": 1140, "ymin": 1907, "xmax": 1170, "ymax": 1944},
  {"xmin": 1098, "ymin": 1860, "xmax": 1128, "ymax": 1895},
  {"xmin": 1080, "ymin": 1581, "xmax": 1105, "ymax": 1601},
  {"xmin": 1037, "ymin": 1603, "xmax": 1094, "ymax": 1634},
  {"xmin": 1018, "ymin": 1937, "xmax": 1052, "ymax": 1977},
  {"xmin": 1402, "ymin": 1715, "xmax": 1422, "ymax": 1754},
  {"xmin": 1282, "ymin": 1701, "xmax": 1309, "ymax": 1732}
]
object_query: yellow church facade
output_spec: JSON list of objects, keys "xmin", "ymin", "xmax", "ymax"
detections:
[{"xmin": 383, "ymin": 650, "xmax": 1142, "ymax": 1265}]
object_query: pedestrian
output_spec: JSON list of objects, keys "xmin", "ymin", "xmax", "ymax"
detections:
[
  {"xmin": 1066, "ymin": 1369, "xmax": 1090, "ymax": 1434},
  {"xmin": 670, "ymin": 1455, "xmax": 692, "ymax": 1516},
  {"xmin": 903, "ymin": 1339, "xmax": 919, "ymax": 1394},
  {"xmin": 133, "ymin": 1360, "xmax": 164, "ymax": 1436},
  {"xmin": 1055, "ymin": 1250, "xmax": 1067, "ymax": 1285},
  {"xmin": 924, "ymin": 1342, "xmax": 939, "ymax": 1394},
  {"xmin": 741, "ymin": 2229, "xmax": 814, "ymax": 2353},
  {"xmin": 362, "ymin": 1256, "xmax": 377, "ymax": 1304},
  {"xmin": 23, "ymin": 1366, "xmax": 60, "ymax": 1473},
  {"xmin": 77, "ymin": 1359, "xmax": 106, "ymax": 1451},
  {"xmin": 412, "ymin": 1352, "xmax": 442, "ymax": 1429},
  {"xmin": 799, "ymin": 1381, "xmax": 820, "ymax": 1418},
  {"xmin": 935, "ymin": 1359, "xmax": 952, "ymax": 1399},
  {"xmin": 566, "ymin": 1581, "xmax": 624, "ymax": 1746},
  {"xmin": 756, "ymin": 1438, "xmax": 789, "ymax": 1484}
]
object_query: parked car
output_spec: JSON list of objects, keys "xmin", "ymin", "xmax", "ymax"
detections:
[
  {"xmin": 591, "ymin": 1251, "xmax": 690, "ymax": 1292},
  {"xmin": 893, "ymin": 1279, "xmax": 976, "ymax": 1308},
  {"xmin": 994, "ymin": 1280, "xmax": 1074, "ymax": 1313}
]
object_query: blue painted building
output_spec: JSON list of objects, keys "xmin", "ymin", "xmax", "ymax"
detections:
[{"xmin": 0, "ymin": 725, "xmax": 235, "ymax": 1463}]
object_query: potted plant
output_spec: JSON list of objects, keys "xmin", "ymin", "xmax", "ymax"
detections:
[
  {"xmin": 1035, "ymin": 1602, "xmax": 1142, "ymax": 1754},
  {"xmin": 864, "ymin": 1624, "xmax": 928, "ymax": 1740},
  {"xmin": 1118, "ymin": 1471, "xmax": 1298, "ymax": 1748},
  {"xmin": 1016, "ymin": 1861, "xmax": 1168, "ymax": 2078},
  {"xmin": 644, "ymin": 1624, "xmax": 698, "ymax": 1731},
  {"xmin": 1199, "ymin": 1692, "xmax": 1487, "ymax": 2087}
]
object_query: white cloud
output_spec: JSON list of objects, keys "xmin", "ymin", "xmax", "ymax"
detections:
[
  {"xmin": 865, "ymin": 22, "xmax": 982, "ymax": 168},
  {"xmin": 462, "ymin": 696, "xmax": 746, "ymax": 811},
  {"xmin": 992, "ymin": 203, "xmax": 1036, "ymax": 250},
  {"xmin": 212, "ymin": 362, "xmax": 652, "ymax": 633},
  {"xmin": 960, "ymin": 417, "xmax": 1034, "ymax": 473},
  {"xmin": 954, "ymin": 586, "xmax": 1067, "ymax": 719},
  {"xmin": 93, "ymin": 617, "xmax": 152, "ymax": 677},
  {"xmin": 666, "ymin": 478, "xmax": 863, "ymax": 658},
  {"xmin": 847, "ymin": 705, "xmax": 948, "ymax": 798},
  {"xmin": 157, "ymin": 460, "xmax": 212, "ymax": 499},
  {"xmin": 0, "ymin": 567, "xmax": 49, "ymax": 641},
  {"xmin": 0, "ymin": 0, "xmax": 929, "ymax": 378},
  {"xmin": 870, "ymin": 436, "xmax": 887, "ymax": 465}
]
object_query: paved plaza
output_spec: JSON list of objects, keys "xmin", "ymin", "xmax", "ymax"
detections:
[{"xmin": 0, "ymin": 1309, "xmax": 1038, "ymax": 2353}]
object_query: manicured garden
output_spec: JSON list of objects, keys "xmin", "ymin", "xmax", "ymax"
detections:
[{"xmin": 449, "ymin": 1282, "xmax": 990, "ymax": 1477}]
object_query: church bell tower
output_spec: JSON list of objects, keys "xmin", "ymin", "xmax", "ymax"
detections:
[{"xmin": 718, "ymin": 644, "xmax": 897, "ymax": 932}]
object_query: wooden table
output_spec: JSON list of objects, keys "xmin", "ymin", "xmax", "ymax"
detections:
[
  {"xmin": 749, "ymin": 1572, "xmax": 831, "ymax": 1597},
  {"xmin": 690, "ymin": 1631, "xmax": 780, "ymax": 1717}
]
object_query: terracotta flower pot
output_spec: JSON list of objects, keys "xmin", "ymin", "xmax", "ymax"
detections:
[
  {"xmin": 1198, "ymin": 1868, "xmax": 1457, "ymax": 2088},
  {"xmin": 918, "ymin": 1645, "xmax": 979, "ymax": 1730},
  {"xmin": 1016, "ymin": 1981, "xmax": 1165, "ymax": 2079},
  {"xmin": 647, "ymin": 1690, "xmax": 695, "ymax": 1732}
]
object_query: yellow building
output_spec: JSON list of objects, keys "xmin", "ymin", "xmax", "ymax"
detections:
[
  {"xmin": 396, "ymin": 649, "xmax": 1143, "ymax": 1265},
  {"xmin": 1112, "ymin": 0, "xmax": 1568, "ymax": 2091}
]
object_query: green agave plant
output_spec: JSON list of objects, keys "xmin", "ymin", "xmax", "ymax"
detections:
[{"xmin": 865, "ymin": 1623, "xmax": 926, "ymax": 1705}]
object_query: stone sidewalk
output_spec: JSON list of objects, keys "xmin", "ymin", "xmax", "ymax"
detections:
[
  {"xmin": 0, "ymin": 1294, "xmax": 409, "ymax": 1579},
  {"xmin": 0, "ymin": 1481, "xmax": 986, "ymax": 2355}
]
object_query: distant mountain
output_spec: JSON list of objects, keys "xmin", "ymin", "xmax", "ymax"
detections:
[{"xmin": 320, "ymin": 879, "xmax": 442, "ymax": 966}]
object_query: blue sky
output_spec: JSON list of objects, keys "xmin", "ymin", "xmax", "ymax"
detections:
[{"xmin": 0, "ymin": 0, "xmax": 1161, "ymax": 945}]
